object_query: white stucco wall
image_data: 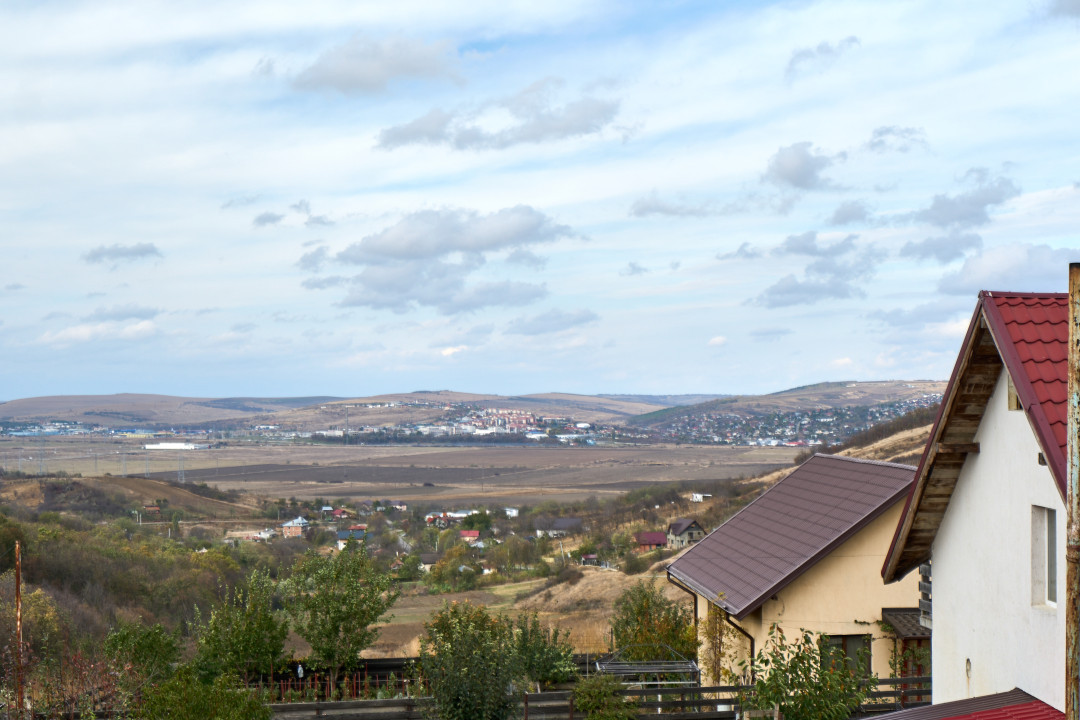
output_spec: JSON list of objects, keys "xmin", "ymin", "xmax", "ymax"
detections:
[{"xmin": 931, "ymin": 369, "xmax": 1065, "ymax": 709}]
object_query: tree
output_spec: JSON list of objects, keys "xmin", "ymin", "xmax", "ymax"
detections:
[
  {"xmin": 103, "ymin": 620, "xmax": 181, "ymax": 687},
  {"xmin": 396, "ymin": 554, "xmax": 424, "ymax": 581},
  {"xmin": 610, "ymin": 580, "xmax": 698, "ymax": 661},
  {"xmin": 738, "ymin": 624, "xmax": 874, "ymax": 720},
  {"xmin": 514, "ymin": 612, "xmax": 576, "ymax": 688},
  {"xmin": 460, "ymin": 511, "xmax": 492, "ymax": 532},
  {"xmin": 419, "ymin": 601, "xmax": 521, "ymax": 720},
  {"xmin": 283, "ymin": 541, "xmax": 398, "ymax": 685},
  {"xmin": 194, "ymin": 570, "xmax": 288, "ymax": 683}
]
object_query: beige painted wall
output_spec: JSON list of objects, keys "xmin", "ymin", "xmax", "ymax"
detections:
[{"xmin": 693, "ymin": 500, "xmax": 920, "ymax": 682}]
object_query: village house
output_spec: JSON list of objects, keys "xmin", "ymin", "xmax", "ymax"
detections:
[
  {"xmin": 336, "ymin": 529, "xmax": 366, "ymax": 551},
  {"xmin": 667, "ymin": 453, "xmax": 922, "ymax": 681},
  {"xmin": 667, "ymin": 518, "xmax": 706, "ymax": 549},
  {"xmin": 280, "ymin": 516, "xmax": 309, "ymax": 539},
  {"xmin": 634, "ymin": 531, "xmax": 667, "ymax": 552},
  {"xmin": 882, "ymin": 291, "xmax": 1067, "ymax": 712},
  {"xmin": 535, "ymin": 517, "xmax": 584, "ymax": 538}
]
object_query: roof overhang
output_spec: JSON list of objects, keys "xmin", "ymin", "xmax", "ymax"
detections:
[{"xmin": 882, "ymin": 292, "xmax": 1067, "ymax": 583}]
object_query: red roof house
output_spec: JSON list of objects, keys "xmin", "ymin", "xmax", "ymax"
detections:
[
  {"xmin": 633, "ymin": 531, "xmax": 667, "ymax": 552},
  {"xmin": 882, "ymin": 291, "xmax": 1067, "ymax": 710}
]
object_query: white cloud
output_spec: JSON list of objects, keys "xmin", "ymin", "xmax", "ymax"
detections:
[
  {"xmin": 938, "ymin": 243, "xmax": 1074, "ymax": 294},
  {"xmin": 294, "ymin": 35, "xmax": 455, "ymax": 94},
  {"xmin": 39, "ymin": 320, "xmax": 156, "ymax": 346},
  {"xmin": 707, "ymin": 335, "xmax": 727, "ymax": 347}
]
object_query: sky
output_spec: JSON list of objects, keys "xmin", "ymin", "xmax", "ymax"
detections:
[{"xmin": 2, "ymin": 0, "xmax": 1079, "ymax": 401}]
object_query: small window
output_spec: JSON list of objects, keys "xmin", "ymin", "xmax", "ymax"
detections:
[
  {"xmin": 1032, "ymin": 506, "xmax": 1058, "ymax": 606},
  {"xmin": 824, "ymin": 634, "xmax": 871, "ymax": 673}
]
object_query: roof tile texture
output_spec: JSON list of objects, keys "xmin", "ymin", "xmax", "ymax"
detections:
[
  {"xmin": 668, "ymin": 454, "xmax": 914, "ymax": 618},
  {"xmin": 986, "ymin": 293, "xmax": 1067, "ymax": 486},
  {"xmin": 873, "ymin": 689, "xmax": 1061, "ymax": 720}
]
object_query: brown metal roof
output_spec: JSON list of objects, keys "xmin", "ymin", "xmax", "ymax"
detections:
[
  {"xmin": 667, "ymin": 454, "xmax": 915, "ymax": 619},
  {"xmin": 882, "ymin": 292, "xmax": 1067, "ymax": 583},
  {"xmin": 871, "ymin": 689, "xmax": 1060, "ymax": 720},
  {"xmin": 880, "ymin": 607, "xmax": 930, "ymax": 640}
]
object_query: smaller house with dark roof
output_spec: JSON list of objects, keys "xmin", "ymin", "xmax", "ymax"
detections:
[
  {"xmin": 634, "ymin": 531, "xmax": 667, "ymax": 552},
  {"xmin": 667, "ymin": 453, "xmax": 922, "ymax": 682},
  {"xmin": 667, "ymin": 518, "xmax": 706, "ymax": 549},
  {"xmin": 336, "ymin": 529, "xmax": 366, "ymax": 551}
]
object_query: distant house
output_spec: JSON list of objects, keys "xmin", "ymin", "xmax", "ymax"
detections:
[
  {"xmin": 535, "ymin": 517, "xmax": 583, "ymax": 538},
  {"xmin": 281, "ymin": 516, "xmax": 309, "ymax": 539},
  {"xmin": 581, "ymin": 554, "xmax": 600, "ymax": 566},
  {"xmin": 336, "ymin": 529, "xmax": 366, "ymax": 551},
  {"xmin": 667, "ymin": 453, "xmax": 922, "ymax": 682},
  {"xmin": 882, "ymin": 291, "xmax": 1067, "ymax": 710},
  {"xmin": 419, "ymin": 552, "xmax": 441, "ymax": 573},
  {"xmin": 667, "ymin": 518, "xmax": 705, "ymax": 549},
  {"xmin": 142, "ymin": 505, "xmax": 161, "ymax": 516},
  {"xmin": 459, "ymin": 529, "xmax": 480, "ymax": 544},
  {"xmin": 330, "ymin": 508, "xmax": 353, "ymax": 520},
  {"xmin": 634, "ymin": 531, "xmax": 667, "ymax": 552}
]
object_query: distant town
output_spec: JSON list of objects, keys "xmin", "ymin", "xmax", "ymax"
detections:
[{"xmin": 0, "ymin": 392, "xmax": 942, "ymax": 449}]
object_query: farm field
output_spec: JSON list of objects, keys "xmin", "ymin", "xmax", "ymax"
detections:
[{"xmin": 0, "ymin": 438, "xmax": 798, "ymax": 506}]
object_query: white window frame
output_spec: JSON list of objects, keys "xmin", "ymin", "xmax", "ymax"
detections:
[{"xmin": 1031, "ymin": 505, "xmax": 1057, "ymax": 607}]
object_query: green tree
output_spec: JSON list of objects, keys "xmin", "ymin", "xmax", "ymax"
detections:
[
  {"xmin": 738, "ymin": 624, "xmax": 874, "ymax": 720},
  {"xmin": 460, "ymin": 511, "xmax": 492, "ymax": 532},
  {"xmin": 611, "ymin": 580, "xmax": 699, "ymax": 661},
  {"xmin": 103, "ymin": 620, "xmax": 181, "ymax": 687},
  {"xmin": 138, "ymin": 666, "xmax": 271, "ymax": 720},
  {"xmin": 283, "ymin": 541, "xmax": 398, "ymax": 685},
  {"xmin": 396, "ymin": 554, "xmax": 424, "ymax": 581},
  {"xmin": 194, "ymin": 570, "xmax": 288, "ymax": 683},
  {"xmin": 419, "ymin": 601, "xmax": 521, "ymax": 720},
  {"xmin": 514, "ymin": 612, "xmax": 576, "ymax": 688}
]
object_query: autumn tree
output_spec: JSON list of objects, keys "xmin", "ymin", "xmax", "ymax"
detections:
[{"xmin": 611, "ymin": 580, "xmax": 699, "ymax": 661}]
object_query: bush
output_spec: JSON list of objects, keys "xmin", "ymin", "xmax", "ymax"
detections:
[
  {"xmin": 138, "ymin": 666, "xmax": 271, "ymax": 720},
  {"xmin": 573, "ymin": 673, "xmax": 638, "ymax": 720},
  {"xmin": 515, "ymin": 612, "xmax": 576, "ymax": 687},
  {"xmin": 738, "ymin": 624, "xmax": 874, "ymax": 720},
  {"xmin": 419, "ymin": 601, "xmax": 521, "ymax": 720}
]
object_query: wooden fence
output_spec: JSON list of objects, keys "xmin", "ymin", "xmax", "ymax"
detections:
[{"xmin": 268, "ymin": 676, "xmax": 931, "ymax": 720}]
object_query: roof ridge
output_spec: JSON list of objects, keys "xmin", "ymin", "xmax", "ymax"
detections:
[{"xmin": 813, "ymin": 452, "xmax": 917, "ymax": 471}]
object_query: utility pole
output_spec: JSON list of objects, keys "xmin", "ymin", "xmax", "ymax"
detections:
[
  {"xmin": 345, "ymin": 406, "xmax": 349, "ymax": 446},
  {"xmin": 15, "ymin": 540, "xmax": 23, "ymax": 718},
  {"xmin": 1067, "ymin": 262, "xmax": 1080, "ymax": 720}
]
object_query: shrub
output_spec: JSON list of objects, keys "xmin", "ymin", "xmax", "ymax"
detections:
[
  {"xmin": 573, "ymin": 673, "xmax": 638, "ymax": 720},
  {"xmin": 515, "ymin": 612, "xmax": 576, "ymax": 687},
  {"xmin": 738, "ymin": 624, "xmax": 874, "ymax": 720},
  {"xmin": 419, "ymin": 601, "xmax": 520, "ymax": 720}
]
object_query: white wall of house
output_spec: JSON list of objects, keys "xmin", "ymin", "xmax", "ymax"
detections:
[{"xmin": 931, "ymin": 370, "xmax": 1065, "ymax": 709}]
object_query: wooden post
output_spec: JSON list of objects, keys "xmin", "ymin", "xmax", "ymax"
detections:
[
  {"xmin": 1068, "ymin": 262, "xmax": 1080, "ymax": 720},
  {"xmin": 15, "ymin": 540, "xmax": 23, "ymax": 719}
]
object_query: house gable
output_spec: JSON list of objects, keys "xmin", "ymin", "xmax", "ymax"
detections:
[
  {"xmin": 883, "ymin": 292, "xmax": 1067, "ymax": 583},
  {"xmin": 668, "ymin": 453, "xmax": 915, "ymax": 619}
]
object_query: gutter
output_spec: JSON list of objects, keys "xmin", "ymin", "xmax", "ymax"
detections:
[{"xmin": 725, "ymin": 611, "xmax": 756, "ymax": 682}]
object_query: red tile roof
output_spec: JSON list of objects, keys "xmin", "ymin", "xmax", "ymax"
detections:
[
  {"xmin": 873, "ymin": 689, "xmax": 1061, "ymax": 720},
  {"xmin": 668, "ymin": 454, "xmax": 915, "ymax": 618},
  {"xmin": 983, "ymin": 292, "xmax": 1068, "ymax": 494},
  {"xmin": 635, "ymin": 531, "xmax": 667, "ymax": 546}
]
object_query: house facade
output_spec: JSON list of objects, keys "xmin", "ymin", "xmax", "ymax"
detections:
[
  {"xmin": 883, "ymin": 292, "xmax": 1067, "ymax": 711},
  {"xmin": 668, "ymin": 453, "xmax": 922, "ymax": 681},
  {"xmin": 667, "ymin": 518, "xmax": 705, "ymax": 549}
]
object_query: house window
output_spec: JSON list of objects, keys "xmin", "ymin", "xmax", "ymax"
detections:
[
  {"xmin": 1031, "ymin": 506, "xmax": 1057, "ymax": 606},
  {"xmin": 824, "ymin": 634, "xmax": 871, "ymax": 672}
]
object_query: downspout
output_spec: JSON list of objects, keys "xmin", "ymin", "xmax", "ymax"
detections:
[{"xmin": 1066, "ymin": 262, "xmax": 1080, "ymax": 720}]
